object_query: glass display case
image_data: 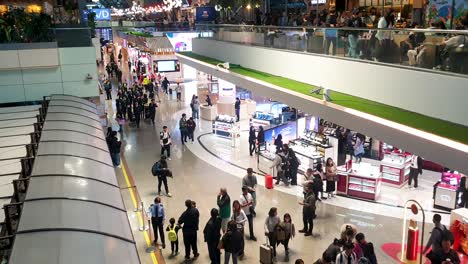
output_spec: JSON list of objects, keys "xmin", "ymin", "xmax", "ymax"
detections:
[
  {"xmin": 380, "ymin": 152, "xmax": 411, "ymax": 187},
  {"xmin": 337, "ymin": 162, "xmax": 382, "ymax": 201},
  {"xmin": 212, "ymin": 115, "xmax": 235, "ymax": 138}
]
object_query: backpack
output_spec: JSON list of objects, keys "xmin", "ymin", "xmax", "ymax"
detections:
[
  {"xmin": 151, "ymin": 161, "xmax": 161, "ymax": 176},
  {"xmin": 362, "ymin": 242, "xmax": 377, "ymax": 264},
  {"xmin": 168, "ymin": 225, "xmax": 178, "ymax": 242}
]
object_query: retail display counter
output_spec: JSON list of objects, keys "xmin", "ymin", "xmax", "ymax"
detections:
[
  {"xmin": 212, "ymin": 115, "xmax": 236, "ymax": 138},
  {"xmin": 434, "ymin": 172, "xmax": 462, "ymax": 210},
  {"xmin": 380, "ymin": 152, "xmax": 411, "ymax": 187},
  {"xmin": 200, "ymin": 104, "xmax": 217, "ymax": 121},
  {"xmin": 258, "ymin": 151, "xmax": 275, "ymax": 174},
  {"xmin": 289, "ymin": 138, "xmax": 325, "ymax": 173},
  {"xmin": 252, "ymin": 111, "xmax": 276, "ymax": 128},
  {"xmin": 337, "ymin": 162, "xmax": 382, "ymax": 201}
]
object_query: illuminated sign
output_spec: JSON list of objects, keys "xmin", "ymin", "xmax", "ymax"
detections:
[{"xmin": 83, "ymin": 8, "xmax": 111, "ymax": 21}]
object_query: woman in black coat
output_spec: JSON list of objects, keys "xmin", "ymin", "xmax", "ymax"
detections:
[
  {"xmin": 248, "ymin": 126, "xmax": 256, "ymax": 156},
  {"xmin": 256, "ymin": 126, "xmax": 265, "ymax": 153}
]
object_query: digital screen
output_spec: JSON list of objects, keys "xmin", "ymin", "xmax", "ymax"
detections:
[
  {"xmin": 264, "ymin": 122, "xmax": 297, "ymax": 145},
  {"xmin": 154, "ymin": 60, "xmax": 180, "ymax": 72},
  {"xmin": 166, "ymin": 32, "xmax": 213, "ymax": 52}
]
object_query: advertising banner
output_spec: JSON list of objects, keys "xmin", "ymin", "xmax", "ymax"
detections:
[
  {"xmin": 425, "ymin": 0, "xmax": 467, "ymax": 27},
  {"xmin": 264, "ymin": 122, "xmax": 297, "ymax": 145},
  {"xmin": 195, "ymin": 7, "xmax": 216, "ymax": 22}
]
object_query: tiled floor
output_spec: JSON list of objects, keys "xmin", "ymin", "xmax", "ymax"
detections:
[
  {"xmin": 107, "ymin": 83, "xmax": 452, "ymax": 264},
  {"xmin": 98, "ymin": 49, "xmax": 451, "ymax": 264}
]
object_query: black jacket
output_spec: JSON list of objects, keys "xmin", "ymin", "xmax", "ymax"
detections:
[
  {"xmin": 108, "ymin": 137, "xmax": 121, "ymax": 154},
  {"xmin": 222, "ymin": 230, "xmax": 243, "ymax": 253},
  {"xmin": 248, "ymin": 129, "xmax": 256, "ymax": 143},
  {"xmin": 178, "ymin": 207, "xmax": 200, "ymax": 233},
  {"xmin": 203, "ymin": 217, "xmax": 222, "ymax": 242}
]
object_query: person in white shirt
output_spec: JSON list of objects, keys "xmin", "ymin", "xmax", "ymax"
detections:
[
  {"xmin": 336, "ymin": 242, "xmax": 358, "ymax": 264},
  {"xmin": 160, "ymin": 126, "xmax": 172, "ymax": 160},
  {"xmin": 409, "ymin": 154, "xmax": 422, "ymax": 188},
  {"xmin": 240, "ymin": 186, "xmax": 257, "ymax": 241}
]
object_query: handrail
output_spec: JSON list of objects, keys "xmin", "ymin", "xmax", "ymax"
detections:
[{"xmin": 196, "ymin": 23, "xmax": 468, "ymax": 34}]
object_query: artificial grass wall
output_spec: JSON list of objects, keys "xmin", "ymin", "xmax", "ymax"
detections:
[{"xmin": 180, "ymin": 52, "xmax": 468, "ymax": 145}]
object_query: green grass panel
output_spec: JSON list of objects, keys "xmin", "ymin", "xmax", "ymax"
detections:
[{"xmin": 180, "ymin": 52, "xmax": 468, "ymax": 144}]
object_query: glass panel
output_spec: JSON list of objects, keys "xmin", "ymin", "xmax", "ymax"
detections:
[{"xmin": 194, "ymin": 24, "xmax": 468, "ymax": 76}]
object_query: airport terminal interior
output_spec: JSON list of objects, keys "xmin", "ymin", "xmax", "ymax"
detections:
[{"xmin": 0, "ymin": 2, "xmax": 468, "ymax": 264}]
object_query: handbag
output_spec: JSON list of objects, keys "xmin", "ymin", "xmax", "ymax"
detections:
[{"xmin": 217, "ymin": 238, "xmax": 224, "ymax": 250}]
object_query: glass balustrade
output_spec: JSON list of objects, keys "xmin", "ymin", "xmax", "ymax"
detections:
[{"xmin": 194, "ymin": 24, "xmax": 468, "ymax": 76}]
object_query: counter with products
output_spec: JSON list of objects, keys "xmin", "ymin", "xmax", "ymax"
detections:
[
  {"xmin": 258, "ymin": 151, "xmax": 276, "ymax": 174},
  {"xmin": 252, "ymin": 111, "xmax": 276, "ymax": 128},
  {"xmin": 434, "ymin": 172, "xmax": 462, "ymax": 210},
  {"xmin": 337, "ymin": 162, "xmax": 382, "ymax": 201},
  {"xmin": 288, "ymin": 138, "xmax": 325, "ymax": 173},
  {"xmin": 380, "ymin": 152, "xmax": 411, "ymax": 187},
  {"xmin": 212, "ymin": 115, "xmax": 236, "ymax": 138}
]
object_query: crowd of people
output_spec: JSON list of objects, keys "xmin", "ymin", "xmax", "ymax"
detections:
[{"xmin": 101, "ymin": 47, "xmax": 463, "ymax": 264}]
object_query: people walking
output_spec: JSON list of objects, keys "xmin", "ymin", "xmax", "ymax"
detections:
[
  {"xmin": 104, "ymin": 80, "xmax": 112, "ymax": 100},
  {"xmin": 278, "ymin": 213, "xmax": 295, "ymax": 260},
  {"xmin": 248, "ymin": 126, "xmax": 256, "ymax": 156},
  {"xmin": 222, "ymin": 221, "xmax": 243, "ymax": 264},
  {"xmin": 264, "ymin": 207, "xmax": 280, "ymax": 259},
  {"xmin": 133, "ymin": 102, "xmax": 141, "ymax": 128},
  {"xmin": 424, "ymin": 214, "xmax": 447, "ymax": 254},
  {"xmin": 179, "ymin": 114, "xmax": 188, "ymax": 145},
  {"xmin": 271, "ymin": 150, "xmax": 288, "ymax": 185},
  {"xmin": 257, "ymin": 126, "xmax": 265, "ymax": 153},
  {"xmin": 312, "ymin": 163, "xmax": 326, "ymax": 200},
  {"xmin": 162, "ymin": 77, "xmax": 170, "ymax": 94},
  {"xmin": 186, "ymin": 117, "xmax": 196, "ymax": 143},
  {"xmin": 178, "ymin": 199, "xmax": 200, "ymax": 260},
  {"xmin": 192, "ymin": 96, "xmax": 200, "ymax": 119},
  {"xmin": 203, "ymin": 208, "xmax": 222, "ymax": 264},
  {"xmin": 283, "ymin": 144, "xmax": 300, "ymax": 185},
  {"xmin": 151, "ymin": 156, "xmax": 172, "ymax": 197},
  {"xmin": 231, "ymin": 200, "xmax": 247, "ymax": 257},
  {"xmin": 176, "ymin": 83, "xmax": 182, "ymax": 101},
  {"xmin": 217, "ymin": 188, "xmax": 231, "ymax": 233},
  {"xmin": 148, "ymin": 98, "xmax": 157, "ymax": 126},
  {"xmin": 160, "ymin": 126, "xmax": 172, "ymax": 160},
  {"xmin": 242, "ymin": 168, "xmax": 257, "ymax": 216},
  {"xmin": 166, "ymin": 217, "xmax": 180, "ymax": 255},
  {"xmin": 298, "ymin": 184, "xmax": 316, "ymax": 236},
  {"xmin": 240, "ymin": 186, "xmax": 257, "ymax": 241},
  {"xmin": 235, "ymin": 97, "xmax": 241, "ymax": 122},
  {"xmin": 108, "ymin": 131, "xmax": 121, "ymax": 168},
  {"xmin": 148, "ymin": 197, "xmax": 166, "ymax": 249},
  {"xmin": 409, "ymin": 154, "xmax": 423, "ymax": 188}
]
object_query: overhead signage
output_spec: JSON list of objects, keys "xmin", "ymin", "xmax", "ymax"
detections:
[{"xmin": 83, "ymin": 8, "xmax": 111, "ymax": 21}]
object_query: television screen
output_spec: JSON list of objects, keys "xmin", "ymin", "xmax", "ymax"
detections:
[{"xmin": 155, "ymin": 60, "xmax": 180, "ymax": 72}]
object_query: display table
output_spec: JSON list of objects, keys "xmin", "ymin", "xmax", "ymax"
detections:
[
  {"xmin": 258, "ymin": 151, "xmax": 275, "ymax": 175},
  {"xmin": 212, "ymin": 115, "xmax": 236, "ymax": 138},
  {"xmin": 434, "ymin": 182, "xmax": 459, "ymax": 210},
  {"xmin": 288, "ymin": 139, "xmax": 324, "ymax": 174},
  {"xmin": 200, "ymin": 104, "xmax": 217, "ymax": 121},
  {"xmin": 380, "ymin": 152, "xmax": 411, "ymax": 187},
  {"xmin": 337, "ymin": 163, "xmax": 382, "ymax": 201}
]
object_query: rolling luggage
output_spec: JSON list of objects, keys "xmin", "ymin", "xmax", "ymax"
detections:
[
  {"xmin": 265, "ymin": 174, "xmax": 273, "ymax": 189},
  {"xmin": 260, "ymin": 237, "xmax": 273, "ymax": 264}
]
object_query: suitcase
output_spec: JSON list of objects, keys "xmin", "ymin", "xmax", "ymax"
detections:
[
  {"xmin": 260, "ymin": 238, "xmax": 273, "ymax": 264},
  {"xmin": 265, "ymin": 174, "xmax": 273, "ymax": 189}
]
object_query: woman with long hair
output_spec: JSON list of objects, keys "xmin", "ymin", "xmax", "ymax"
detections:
[
  {"xmin": 231, "ymin": 200, "xmax": 247, "ymax": 257},
  {"xmin": 325, "ymin": 158, "xmax": 337, "ymax": 198},
  {"xmin": 264, "ymin": 207, "xmax": 280, "ymax": 259}
]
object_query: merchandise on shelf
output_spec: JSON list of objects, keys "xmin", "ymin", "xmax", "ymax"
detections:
[
  {"xmin": 212, "ymin": 115, "xmax": 235, "ymax": 138},
  {"xmin": 434, "ymin": 171, "xmax": 463, "ymax": 210},
  {"xmin": 252, "ymin": 111, "xmax": 275, "ymax": 128},
  {"xmin": 380, "ymin": 152, "xmax": 411, "ymax": 187},
  {"xmin": 337, "ymin": 162, "xmax": 382, "ymax": 201}
]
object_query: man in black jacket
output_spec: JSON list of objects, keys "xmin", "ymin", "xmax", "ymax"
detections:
[
  {"xmin": 108, "ymin": 131, "xmax": 121, "ymax": 168},
  {"xmin": 203, "ymin": 208, "xmax": 222, "ymax": 264},
  {"xmin": 283, "ymin": 144, "xmax": 300, "ymax": 185},
  {"xmin": 178, "ymin": 199, "xmax": 200, "ymax": 260}
]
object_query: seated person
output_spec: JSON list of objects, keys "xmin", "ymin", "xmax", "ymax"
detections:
[{"xmin": 426, "ymin": 232, "xmax": 460, "ymax": 264}]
